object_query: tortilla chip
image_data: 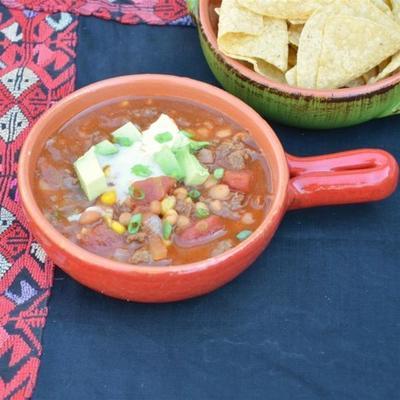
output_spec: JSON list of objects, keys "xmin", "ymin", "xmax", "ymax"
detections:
[
  {"xmin": 297, "ymin": 0, "xmax": 400, "ymax": 88},
  {"xmin": 362, "ymin": 67, "xmax": 379, "ymax": 83},
  {"xmin": 379, "ymin": 58, "xmax": 392, "ymax": 72},
  {"xmin": 288, "ymin": 24, "xmax": 303, "ymax": 47},
  {"xmin": 370, "ymin": 52, "xmax": 400, "ymax": 82},
  {"xmin": 288, "ymin": 46, "xmax": 297, "ymax": 68},
  {"xmin": 370, "ymin": 0, "xmax": 393, "ymax": 13},
  {"xmin": 296, "ymin": 6, "xmax": 331, "ymax": 88},
  {"xmin": 218, "ymin": 6, "xmax": 289, "ymax": 72},
  {"xmin": 237, "ymin": 0, "xmax": 333, "ymax": 20},
  {"xmin": 253, "ymin": 60, "xmax": 286, "ymax": 82},
  {"xmin": 224, "ymin": 53, "xmax": 286, "ymax": 83},
  {"xmin": 343, "ymin": 77, "xmax": 365, "ymax": 88},
  {"xmin": 316, "ymin": 15, "xmax": 400, "ymax": 88},
  {"xmin": 285, "ymin": 66, "xmax": 297, "ymax": 86},
  {"xmin": 390, "ymin": 0, "xmax": 400, "ymax": 21},
  {"xmin": 289, "ymin": 19, "xmax": 307, "ymax": 25},
  {"xmin": 218, "ymin": 0, "xmax": 264, "ymax": 38}
]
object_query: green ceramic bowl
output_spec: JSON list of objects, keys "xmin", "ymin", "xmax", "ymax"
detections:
[{"xmin": 187, "ymin": 0, "xmax": 400, "ymax": 129}]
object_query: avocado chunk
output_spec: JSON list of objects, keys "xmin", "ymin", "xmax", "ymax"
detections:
[
  {"xmin": 73, "ymin": 148, "xmax": 108, "ymax": 201},
  {"xmin": 112, "ymin": 122, "xmax": 142, "ymax": 146},
  {"xmin": 154, "ymin": 146, "xmax": 184, "ymax": 180},
  {"xmin": 95, "ymin": 140, "xmax": 119, "ymax": 155},
  {"xmin": 175, "ymin": 145, "xmax": 209, "ymax": 186}
]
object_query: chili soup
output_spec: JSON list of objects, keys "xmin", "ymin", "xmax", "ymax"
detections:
[{"xmin": 34, "ymin": 97, "xmax": 273, "ymax": 266}]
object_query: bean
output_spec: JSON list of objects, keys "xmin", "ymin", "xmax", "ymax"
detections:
[
  {"xmin": 203, "ymin": 121, "xmax": 214, "ymax": 130},
  {"xmin": 241, "ymin": 212, "xmax": 255, "ymax": 225},
  {"xmin": 209, "ymin": 199, "xmax": 222, "ymax": 213},
  {"xmin": 177, "ymin": 215, "xmax": 190, "ymax": 229},
  {"xmin": 233, "ymin": 132, "xmax": 247, "ymax": 141},
  {"xmin": 150, "ymin": 200, "xmax": 161, "ymax": 215},
  {"xmin": 209, "ymin": 184, "xmax": 230, "ymax": 200},
  {"xmin": 203, "ymin": 176, "xmax": 217, "ymax": 189},
  {"xmin": 119, "ymin": 212, "xmax": 132, "ymax": 227},
  {"xmin": 174, "ymin": 187, "xmax": 188, "ymax": 200},
  {"xmin": 216, "ymin": 128, "xmax": 232, "ymax": 138},
  {"xmin": 197, "ymin": 127, "xmax": 210, "ymax": 138},
  {"xmin": 39, "ymin": 179, "xmax": 52, "ymax": 191},
  {"xmin": 79, "ymin": 210, "xmax": 102, "ymax": 225},
  {"xmin": 161, "ymin": 196, "xmax": 176, "ymax": 215},
  {"xmin": 165, "ymin": 209, "xmax": 178, "ymax": 225},
  {"xmin": 195, "ymin": 202, "xmax": 208, "ymax": 211}
]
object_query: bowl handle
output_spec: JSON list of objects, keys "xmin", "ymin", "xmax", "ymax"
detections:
[
  {"xmin": 186, "ymin": 0, "xmax": 199, "ymax": 21},
  {"xmin": 286, "ymin": 149, "xmax": 399, "ymax": 210}
]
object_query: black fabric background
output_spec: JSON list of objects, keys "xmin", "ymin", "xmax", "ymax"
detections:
[{"xmin": 33, "ymin": 18, "xmax": 400, "ymax": 400}]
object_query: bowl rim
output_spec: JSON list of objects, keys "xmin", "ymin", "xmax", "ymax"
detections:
[
  {"xmin": 199, "ymin": 0, "xmax": 400, "ymax": 99},
  {"xmin": 18, "ymin": 74, "xmax": 289, "ymax": 275}
]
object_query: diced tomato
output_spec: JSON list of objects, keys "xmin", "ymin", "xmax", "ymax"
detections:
[
  {"xmin": 148, "ymin": 235, "xmax": 168, "ymax": 261},
  {"xmin": 222, "ymin": 170, "xmax": 252, "ymax": 193},
  {"xmin": 79, "ymin": 223, "xmax": 125, "ymax": 257},
  {"xmin": 131, "ymin": 177, "xmax": 176, "ymax": 204},
  {"xmin": 177, "ymin": 216, "xmax": 225, "ymax": 246}
]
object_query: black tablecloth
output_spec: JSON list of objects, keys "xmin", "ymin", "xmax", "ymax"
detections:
[{"xmin": 33, "ymin": 18, "xmax": 400, "ymax": 400}]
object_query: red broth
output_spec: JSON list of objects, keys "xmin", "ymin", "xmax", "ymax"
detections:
[{"xmin": 34, "ymin": 97, "xmax": 273, "ymax": 265}]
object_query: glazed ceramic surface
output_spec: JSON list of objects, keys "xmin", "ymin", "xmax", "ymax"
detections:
[
  {"xmin": 18, "ymin": 75, "xmax": 399, "ymax": 302},
  {"xmin": 187, "ymin": 0, "xmax": 400, "ymax": 129}
]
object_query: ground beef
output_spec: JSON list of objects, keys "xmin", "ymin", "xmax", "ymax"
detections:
[
  {"xmin": 175, "ymin": 198, "xmax": 193, "ymax": 217},
  {"xmin": 79, "ymin": 223, "xmax": 125, "ymax": 257},
  {"xmin": 229, "ymin": 192, "xmax": 246, "ymax": 210},
  {"xmin": 215, "ymin": 140, "xmax": 253, "ymax": 170},
  {"xmin": 211, "ymin": 240, "xmax": 233, "ymax": 257},
  {"xmin": 233, "ymin": 131, "xmax": 257, "ymax": 148},
  {"xmin": 197, "ymin": 148, "xmax": 214, "ymax": 164},
  {"xmin": 126, "ymin": 232, "xmax": 147, "ymax": 243},
  {"xmin": 205, "ymin": 193, "xmax": 245, "ymax": 221},
  {"xmin": 130, "ymin": 248, "xmax": 152, "ymax": 264}
]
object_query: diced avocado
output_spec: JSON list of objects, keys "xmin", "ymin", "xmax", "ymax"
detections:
[
  {"xmin": 95, "ymin": 140, "xmax": 119, "ymax": 155},
  {"xmin": 73, "ymin": 148, "xmax": 108, "ymax": 201},
  {"xmin": 112, "ymin": 122, "xmax": 142, "ymax": 146},
  {"xmin": 175, "ymin": 145, "xmax": 209, "ymax": 186},
  {"xmin": 154, "ymin": 146, "xmax": 184, "ymax": 180}
]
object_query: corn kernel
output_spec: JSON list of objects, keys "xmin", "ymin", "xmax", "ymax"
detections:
[
  {"xmin": 100, "ymin": 191, "xmax": 117, "ymax": 206},
  {"xmin": 104, "ymin": 216, "xmax": 112, "ymax": 227},
  {"xmin": 161, "ymin": 196, "xmax": 176, "ymax": 215},
  {"xmin": 111, "ymin": 220, "xmax": 126, "ymax": 235},
  {"xmin": 103, "ymin": 165, "xmax": 111, "ymax": 177}
]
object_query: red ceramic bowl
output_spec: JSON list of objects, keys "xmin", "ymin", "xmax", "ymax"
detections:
[{"xmin": 18, "ymin": 75, "xmax": 399, "ymax": 302}]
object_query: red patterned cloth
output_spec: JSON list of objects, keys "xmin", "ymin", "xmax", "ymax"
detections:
[
  {"xmin": 2, "ymin": 0, "xmax": 191, "ymax": 25},
  {"xmin": 0, "ymin": 2, "xmax": 190, "ymax": 399}
]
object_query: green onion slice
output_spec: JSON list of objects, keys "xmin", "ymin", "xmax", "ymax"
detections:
[
  {"xmin": 162, "ymin": 220, "xmax": 173, "ymax": 240},
  {"xmin": 236, "ymin": 230, "xmax": 252, "ymax": 241},
  {"xmin": 189, "ymin": 140, "xmax": 209, "ymax": 152},
  {"xmin": 213, "ymin": 168, "xmax": 224, "ymax": 180},
  {"xmin": 131, "ymin": 164, "xmax": 152, "ymax": 177},
  {"xmin": 195, "ymin": 207, "xmax": 209, "ymax": 219},
  {"xmin": 128, "ymin": 213, "xmax": 142, "ymax": 234},
  {"xmin": 115, "ymin": 137, "xmax": 133, "ymax": 147},
  {"xmin": 155, "ymin": 132, "xmax": 173, "ymax": 143},
  {"xmin": 188, "ymin": 189, "xmax": 201, "ymax": 200}
]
